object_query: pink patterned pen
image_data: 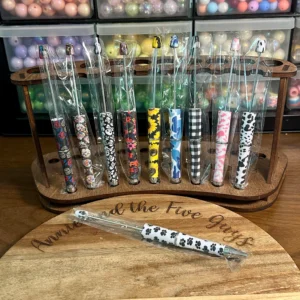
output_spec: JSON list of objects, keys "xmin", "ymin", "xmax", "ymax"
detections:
[{"xmin": 212, "ymin": 38, "xmax": 240, "ymax": 186}]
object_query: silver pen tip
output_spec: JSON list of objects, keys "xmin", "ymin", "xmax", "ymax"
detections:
[{"xmin": 224, "ymin": 246, "xmax": 248, "ymax": 261}]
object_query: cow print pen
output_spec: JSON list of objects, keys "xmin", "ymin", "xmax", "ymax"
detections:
[{"xmin": 234, "ymin": 39, "xmax": 266, "ymax": 189}]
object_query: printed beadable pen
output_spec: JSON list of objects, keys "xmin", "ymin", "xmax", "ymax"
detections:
[
  {"xmin": 234, "ymin": 39, "xmax": 266, "ymax": 189},
  {"xmin": 72, "ymin": 209, "xmax": 248, "ymax": 270}
]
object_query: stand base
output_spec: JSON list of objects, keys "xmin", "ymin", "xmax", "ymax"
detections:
[{"xmin": 32, "ymin": 143, "xmax": 287, "ymax": 213}]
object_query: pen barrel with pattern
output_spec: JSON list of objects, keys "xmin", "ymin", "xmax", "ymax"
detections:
[
  {"xmin": 169, "ymin": 109, "xmax": 183, "ymax": 184},
  {"xmin": 73, "ymin": 114, "xmax": 96, "ymax": 189},
  {"xmin": 188, "ymin": 108, "xmax": 202, "ymax": 184},
  {"xmin": 148, "ymin": 108, "xmax": 161, "ymax": 184},
  {"xmin": 234, "ymin": 112, "xmax": 256, "ymax": 189},
  {"xmin": 121, "ymin": 110, "xmax": 140, "ymax": 184},
  {"xmin": 99, "ymin": 112, "xmax": 119, "ymax": 187},
  {"xmin": 51, "ymin": 117, "xmax": 77, "ymax": 193},
  {"xmin": 141, "ymin": 223, "xmax": 226, "ymax": 257},
  {"xmin": 212, "ymin": 110, "xmax": 232, "ymax": 186}
]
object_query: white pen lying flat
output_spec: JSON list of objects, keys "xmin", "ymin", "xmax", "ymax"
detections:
[{"xmin": 72, "ymin": 209, "xmax": 248, "ymax": 270}]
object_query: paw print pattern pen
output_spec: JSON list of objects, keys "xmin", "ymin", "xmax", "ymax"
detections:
[
  {"xmin": 39, "ymin": 45, "xmax": 76, "ymax": 194},
  {"xmin": 73, "ymin": 209, "xmax": 248, "ymax": 270},
  {"xmin": 169, "ymin": 35, "xmax": 183, "ymax": 184},
  {"xmin": 148, "ymin": 36, "xmax": 162, "ymax": 184},
  {"xmin": 66, "ymin": 44, "xmax": 96, "ymax": 189},
  {"xmin": 234, "ymin": 39, "xmax": 266, "ymax": 189}
]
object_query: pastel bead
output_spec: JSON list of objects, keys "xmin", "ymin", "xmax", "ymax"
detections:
[
  {"xmin": 214, "ymin": 32, "xmax": 227, "ymax": 45},
  {"xmin": 73, "ymin": 43, "xmax": 83, "ymax": 56},
  {"xmin": 42, "ymin": 4, "xmax": 56, "ymax": 16},
  {"xmin": 289, "ymin": 87, "xmax": 299, "ymax": 98},
  {"xmin": 273, "ymin": 48, "xmax": 285, "ymax": 59},
  {"xmin": 278, "ymin": 0, "xmax": 289, "ymax": 10},
  {"xmin": 273, "ymin": 30, "xmax": 285, "ymax": 43},
  {"xmin": 78, "ymin": 3, "xmax": 90, "ymax": 16},
  {"xmin": 14, "ymin": 45, "xmax": 27, "ymax": 59},
  {"xmin": 197, "ymin": 3, "xmax": 207, "ymax": 13},
  {"xmin": 2, "ymin": 0, "xmax": 15, "ymax": 11},
  {"xmin": 51, "ymin": 0, "xmax": 65, "ymax": 11},
  {"xmin": 248, "ymin": 0, "xmax": 259, "ymax": 11},
  {"xmin": 11, "ymin": 57, "xmax": 24, "ymax": 70},
  {"xmin": 62, "ymin": 36, "xmax": 76, "ymax": 45},
  {"xmin": 80, "ymin": 36, "xmax": 94, "ymax": 46},
  {"xmin": 125, "ymin": 2, "xmax": 138, "ymax": 16},
  {"xmin": 21, "ymin": 0, "xmax": 33, "ymax": 5},
  {"xmin": 65, "ymin": 3, "xmax": 77, "ymax": 16},
  {"xmin": 152, "ymin": 1, "xmax": 163, "ymax": 13},
  {"xmin": 269, "ymin": 1, "xmax": 277, "ymax": 10},
  {"xmin": 199, "ymin": 32, "xmax": 212, "ymax": 45},
  {"xmin": 297, "ymin": 85, "xmax": 300, "ymax": 93},
  {"xmin": 237, "ymin": 1, "xmax": 247, "ymax": 12},
  {"xmin": 47, "ymin": 36, "xmax": 61, "ymax": 47},
  {"xmin": 218, "ymin": 2, "xmax": 228, "ymax": 12},
  {"xmin": 28, "ymin": 45, "xmax": 39, "ymax": 58},
  {"xmin": 28, "ymin": 3, "xmax": 42, "ymax": 17},
  {"xmin": 164, "ymin": 0, "xmax": 178, "ymax": 15},
  {"xmin": 40, "ymin": 0, "xmax": 51, "ymax": 4},
  {"xmin": 207, "ymin": 1, "xmax": 218, "ymax": 13},
  {"xmin": 15, "ymin": 3, "xmax": 28, "ymax": 17},
  {"xmin": 259, "ymin": 1, "xmax": 269, "ymax": 11},
  {"xmin": 9, "ymin": 37, "xmax": 22, "ymax": 46},
  {"xmin": 24, "ymin": 57, "xmax": 36, "ymax": 68}
]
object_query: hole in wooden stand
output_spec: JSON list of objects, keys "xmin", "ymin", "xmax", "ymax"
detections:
[
  {"xmin": 258, "ymin": 153, "xmax": 267, "ymax": 159},
  {"xmin": 48, "ymin": 158, "xmax": 59, "ymax": 164},
  {"xmin": 140, "ymin": 148, "xmax": 148, "ymax": 153},
  {"xmin": 208, "ymin": 148, "xmax": 216, "ymax": 154}
]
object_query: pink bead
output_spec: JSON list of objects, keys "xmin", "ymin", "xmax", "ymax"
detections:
[
  {"xmin": 40, "ymin": 0, "xmax": 51, "ymax": 4},
  {"xmin": 15, "ymin": 3, "xmax": 27, "ymax": 17},
  {"xmin": 2, "ymin": 0, "xmax": 16, "ymax": 11},
  {"xmin": 297, "ymin": 85, "xmax": 300, "ymax": 93},
  {"xmin": 28, "ymin": 3, "xmax": 42, "ymax": 17},
  {"xmin": 152, "ymin": 0, "xmax": 163, "ymax": 13},
  {"xmin": 65, "ymin": 2, "xmax": 77, "ymax": 16},
  {"xmin": 278, "ymin": 0, "xmax": 289, "ymax": 11},
  {"xmin": 248, "ymin": 0, "xmax": 259, "ymax": 11},
  {"xmin": 42, "ymin": 3, "xmax": 56, "ymax": 15},
  {"xmin": 108, "ymin": 0, "xmax": 120, "ymax": 5},
  {"xmin": 77, "ymin": 3, "xmax": 90, "ymax": 16},
  {"xmin": 51, "ymin": 0, "xmax": 65, "ymax": 11},
  {"xmin": 47, "ymin": 36, "xmax": 61, "ymax": 46},
  {"xmin": 289, "ymin": 87, "xmax": 299, "ymax": 98},
  {"xmin": 21, "ymin": 0, "xmax": 33, "ymax": 5},
  {"xmin": 163, "ymin": 0, "xmax": 177, "ymax": 15}
]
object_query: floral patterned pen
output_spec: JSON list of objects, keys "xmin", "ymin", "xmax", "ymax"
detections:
[
  {"xmin": 120, "ymin": 41, "xmax": 140, "ymax": 185},
  {"xmin": 73, "ymin": 209, "xmax": 248, "ymax": 269}
]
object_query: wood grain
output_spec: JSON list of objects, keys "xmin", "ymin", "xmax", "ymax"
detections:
[{"xmin": 1, "ymin": 194, "xmax": 300, "ymax": 300}]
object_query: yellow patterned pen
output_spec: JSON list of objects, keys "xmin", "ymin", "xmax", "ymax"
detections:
[{"xmin": 148, "ymin": 36, "xmax": 162, "ymax": 184}]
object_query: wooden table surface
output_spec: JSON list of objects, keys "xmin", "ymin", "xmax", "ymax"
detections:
[{"xmin": 0, "ymin": 133, "xmax": 300, "ymax": 271}]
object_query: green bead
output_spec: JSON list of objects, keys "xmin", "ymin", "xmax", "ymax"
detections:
[
  {"xmin": 36, "ymin": 92, "xmax": 45, "ymax": 103},
  {"xmin": 125, "ymin": 3, "xmax": 139, "ymax": 16},
  {"xmin": 34, "ymin": 101, "xmax": 44, "ymax": 111},
  {"xmin": 82, "ymin": 92, "xmax": 90, "ymax": 102}
]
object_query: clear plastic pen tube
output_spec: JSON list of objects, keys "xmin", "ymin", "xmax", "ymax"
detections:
[{"xmin": 71, "ymin": 208, "xmax": 248, "ymax": 271}]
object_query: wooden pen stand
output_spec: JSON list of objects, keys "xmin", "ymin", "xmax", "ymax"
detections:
[{"xmin": 11, "ymin": 57, "xmax": 297, "ymax": 213}]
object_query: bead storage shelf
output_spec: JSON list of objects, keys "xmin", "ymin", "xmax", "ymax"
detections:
[{"xmin": 10, "ymin": 56, "xmax": 296, "ymax": 212}]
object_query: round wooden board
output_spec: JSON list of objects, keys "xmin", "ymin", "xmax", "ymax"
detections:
[{"xmin": 1, "ymin": 194, "xmax": 300, "ymax": 300}]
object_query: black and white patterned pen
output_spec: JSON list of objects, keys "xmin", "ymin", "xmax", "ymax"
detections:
[{"xmin": 73, "ymin": 209, "xmax": 248, "ymax": 266}]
